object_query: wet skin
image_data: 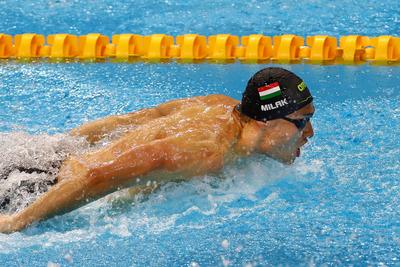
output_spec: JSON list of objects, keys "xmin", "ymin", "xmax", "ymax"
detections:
[{"xmin": 0, "ymin": 94, "xmax": 314, "ymax": 233}]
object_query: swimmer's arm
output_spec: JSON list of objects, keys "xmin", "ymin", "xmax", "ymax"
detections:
[
  {"xmin": 0, "ymin": 135, "xmax": 224, "ymax": 233},
  {"xmin": 0, "ymin": 141, "xmax": 164, "ymax": 233},
  {"xmin": 0, "ymin": 183, "xmax": 159, "ymax": 233}
]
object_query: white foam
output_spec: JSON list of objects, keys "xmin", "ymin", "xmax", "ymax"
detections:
[{"xmin": 0, "ymin": 131, "xmax": 90, "ymax": 213}]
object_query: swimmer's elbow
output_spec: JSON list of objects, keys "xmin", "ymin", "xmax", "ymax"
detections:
[
  {"xmin": 68, "ymin": 125, "xmax": 93, "ymax": 142},
  {"xmin": 68, "ymin": 127, "xmax": 81, "ymax": 138}
]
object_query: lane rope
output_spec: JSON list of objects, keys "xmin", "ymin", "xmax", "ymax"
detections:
[{"xmin": 0, "ymin": 33, "xmax": 399, "ymax": 63}]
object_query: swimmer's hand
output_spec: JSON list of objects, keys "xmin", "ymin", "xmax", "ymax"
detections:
[{"xmin": 0, "ymin": 214, "xmax": 18, "ymax": 234}]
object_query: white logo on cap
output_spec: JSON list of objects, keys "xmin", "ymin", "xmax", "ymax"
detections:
[{"xmin": 261, "ymin": 98, "xmax": 288, "ymax": 111}]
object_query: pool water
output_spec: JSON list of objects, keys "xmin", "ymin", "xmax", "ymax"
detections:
[{"xmin": 1, "ymin": 0, "xmax": 400, "ymax": 266}]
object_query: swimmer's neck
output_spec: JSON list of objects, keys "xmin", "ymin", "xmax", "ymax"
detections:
[{"xmin": 230, "ymin": 107, "xmax": 261, "ymax": 156}]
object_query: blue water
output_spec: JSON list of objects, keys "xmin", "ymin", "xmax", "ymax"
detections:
[{"xmin": 1, "ymin": 1, "xmax": 400, "ymax": 266}]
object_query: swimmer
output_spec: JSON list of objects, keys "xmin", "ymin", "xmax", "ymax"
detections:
[{"xmin": 0, "ymin": 67, "xmax": 315, "ymax": 233}]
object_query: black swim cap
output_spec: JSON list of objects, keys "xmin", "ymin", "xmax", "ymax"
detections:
[{"xmin": 239, "ymin": 67, "xmax": 313, "ymax": 121}]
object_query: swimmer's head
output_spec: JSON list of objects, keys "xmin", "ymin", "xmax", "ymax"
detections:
[
  {"xmin": 235, "ymin": 67, "xmax": 315, "ymax": 164},
  {"xmin": 239, "ymin": 67, "xmax": 313, "ymax": 121}
]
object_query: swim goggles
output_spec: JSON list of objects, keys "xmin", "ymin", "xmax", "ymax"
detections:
[{"xmin": 282, "ymin": 115, "xmax": 311, "ymax": 130}]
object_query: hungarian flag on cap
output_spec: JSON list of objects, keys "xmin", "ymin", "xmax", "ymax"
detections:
[{"xmin": 258, "ymin": 82, "xmax": 282, "ymax": 101}]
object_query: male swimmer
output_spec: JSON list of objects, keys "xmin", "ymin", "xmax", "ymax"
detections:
[{"xmin": 0, "ymin": 67, "xmax": 314, "ymax": 233}]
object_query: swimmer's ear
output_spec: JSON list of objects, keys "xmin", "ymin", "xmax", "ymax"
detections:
[
  {"xmin": 264, "ymin": 117, "xmax": 290, "ymax": 128},
  {"xmin": 254, "ymin": 119, "xmax": 274, "ymax": 128}
]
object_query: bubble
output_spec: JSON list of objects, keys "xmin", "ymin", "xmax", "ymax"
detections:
[
  {"xmin": 221, "ymin": 256, "xmax": 230, "ymax": 267},
  {"xmin": 221, "ymin": 239, "xmax": 229, "ymax": 249},
  {"xmin": 64, "ymin": 253, "xmax": 73, "ymax": 263},
  {"xmin": 235, "ymin": 245, "xmax": 242, "ymax": 253}
]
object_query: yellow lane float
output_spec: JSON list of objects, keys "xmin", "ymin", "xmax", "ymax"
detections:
[{"xmin": 0, "ymin": 33, "xmax": 398, "ymax": 64}]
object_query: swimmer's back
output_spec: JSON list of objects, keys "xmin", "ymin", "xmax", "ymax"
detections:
[
  {"xmin": 82, "ymin": 94, "xmax": 240, "ymax": 175},
  {"xmin": 70, "ymin": 94, "xmax": 238, "ymax": 145},
  {"xmin": 96, "ymin": 94, "xmax": 238, "ymax": 148}
]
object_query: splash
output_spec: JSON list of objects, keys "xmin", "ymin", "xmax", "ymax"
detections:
[{"xmin": 0, "ymin": 132, "xmax": 89, "ymax": 214}]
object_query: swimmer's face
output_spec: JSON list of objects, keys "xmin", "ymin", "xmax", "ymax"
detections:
[{"xmin": 256, "ymin": 103, "xmax": 315, "ymax": 164}]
